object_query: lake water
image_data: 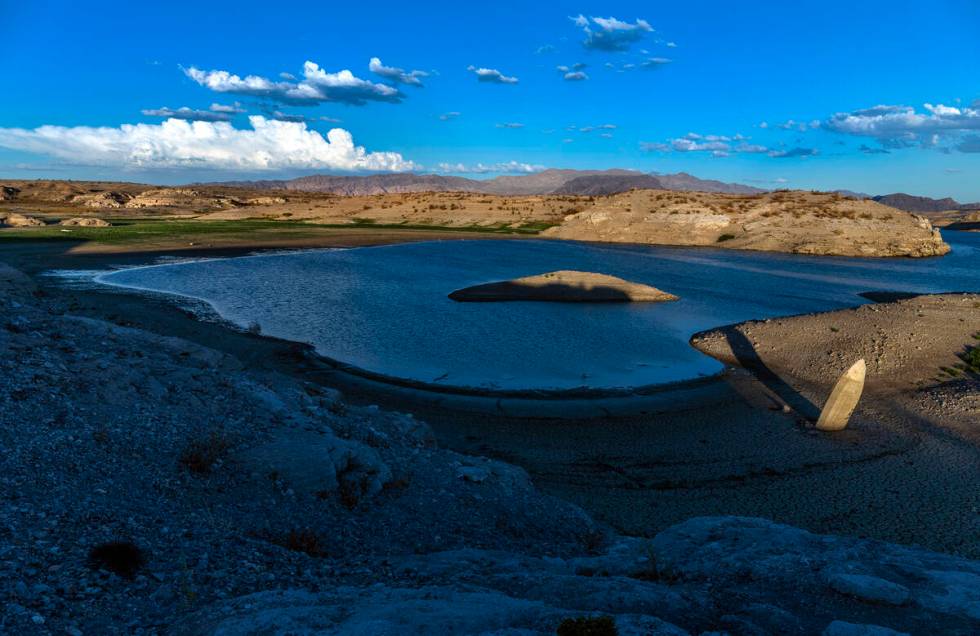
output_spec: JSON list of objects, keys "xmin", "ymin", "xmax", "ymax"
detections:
[{"xmin": 97, "ymin": 232, "xmax": 980, "ymax": 391}]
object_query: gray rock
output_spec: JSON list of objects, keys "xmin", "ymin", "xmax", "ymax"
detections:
[
  {"xmin": 172, "ymin": 586, "xmax": 690, "ymax": 636},
  {"xmin": 826, "ymin": 572, "xmax": 910, "ymax": 605},
  {"xmin": 457, "ymin": 465, "xmax": 491, "ymax": 483},
  {"xmin": 240, "ymin": 430, "xmax": 392, "ymax": 501},
  {"xmin": 822, "ymin": 620, "xmax": 910, "ymax": 636}
]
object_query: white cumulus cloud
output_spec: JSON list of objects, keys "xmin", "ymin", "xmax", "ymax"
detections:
[
  {"xmin": 435, "ymin": 160, "xmax": 544, "ymax": 174},
  {"xmin": 209, "ymin": 102, "xmax": 245, "ymax": 114},
  {"xmin": 641, "ymin": 57, "xmax": 672, "ymax": 68},
  {"xmin": 368, "ymin": 57, "xmax": 428, "ymax": 86},
  {"xmin": 141, "ymin": 106, "xmax": 232, "ymax": 122},
  {"xmin": 823, "ymin": 101, "xmax": 980, "ymax": 150},
  {"xmin": 467, "ymin": 65, "xmax": 519, "ymax": 84},
  {"xmin": 184, "ymin": 61, "xmax": 403, "ymax": 106},
  {"xmin": 641, "ymin": 132, "xmax": 813, "ymax": 159},
  {"xmin": 0, "ymin": 116, "xmax": 417, "ymax": 172},
  {"xmin": 570, "ymin": 15, "xmax": 653, "ymax": 51}
]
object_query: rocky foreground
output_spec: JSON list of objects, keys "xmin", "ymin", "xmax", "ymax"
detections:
[{"xmin": 2, "ymin": 262, "xmax": 979, "ymax": 634}]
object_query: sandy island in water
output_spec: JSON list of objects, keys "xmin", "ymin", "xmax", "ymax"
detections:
[{"xmin": 449, "ymin": 270, "xmax": 679, "ymax": 302}]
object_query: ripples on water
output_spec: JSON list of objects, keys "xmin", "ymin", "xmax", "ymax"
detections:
[{"xmin": 97, "ymin": 232, "xmax": 980, "ymax": 391}]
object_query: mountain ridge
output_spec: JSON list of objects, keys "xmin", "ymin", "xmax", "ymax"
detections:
[
  {"xmin": 872, "ymin": 192, "xmax": 980, "ymax": 213},
  {"xmin": 199, "ymin": 169, "xmax": 763, "ymax": 197}
]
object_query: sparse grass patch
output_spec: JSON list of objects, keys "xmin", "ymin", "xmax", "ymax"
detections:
[
  {"xmin": 556, "ymin": 615, "xmax": 618, "ymax": 636},
  {"xmin": 382, "ymin": 476, "xmax": 411, "ymax": 492},
  {"xmin": 0, "ymin": 219, "xmax": 310, "ymax": 244},
  {"xmin": 961, "ymin": 342, "xmax": 980, "ymax": 373}
]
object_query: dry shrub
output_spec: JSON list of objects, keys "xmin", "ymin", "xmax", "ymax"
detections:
[
  {"xmin": 283, "ymin": 529, "xmax": 325, "ymax": 557},
  {"xmin": 88, "ymin": 541, "xmax": 145, "ymax": 579},
  {"xmin": 557, "ymin": 615, "xmax": 618, "ymax": 636},
  {"xmin": 179, "ymin": 432, "xmax": 231, "ymax": 475}
]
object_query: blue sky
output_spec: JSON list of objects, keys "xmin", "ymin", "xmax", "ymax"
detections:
[{"xmin": 1, "ymin": 0, "xmax": 979, "ymax": 198}]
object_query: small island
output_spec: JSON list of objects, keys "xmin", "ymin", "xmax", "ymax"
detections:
[{"xmin": 449, "ymin": 270, "xmax": 679, "ymax": 302}]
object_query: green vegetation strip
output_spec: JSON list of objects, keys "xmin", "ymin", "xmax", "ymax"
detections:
[{"xmin": 0, "ymin": 219, "xmax": 556, "ymax": 244}]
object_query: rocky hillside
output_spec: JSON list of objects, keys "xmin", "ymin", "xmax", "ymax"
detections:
[
  {"xmin": 545, "ymin": 189, "xmax": 950, "ymax": 257},
  {"xmin": 552, "ymin": 173, "xmax": 665, "ymax": 195},
  {"xmin": 284, "ymin": 173, "xmax": 477, "ymax": 195},
  {"xmin": 653, "ymin": 171, "xmax": 763, "ymax": 194}
]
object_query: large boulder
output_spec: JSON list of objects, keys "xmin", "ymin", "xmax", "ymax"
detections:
[
  {"xmin": 59, "ymin": 217, "xmax": 111, "ymax": 227},
  {"xmin": 239, "ymin": 429, "xmax": 393, "ymax": 503},
  {"xmin": 0, "ymin": 262, "xmax": 37, "ymax": 298},
  {"xmin": 0, "ymin": 212, "xmax": 44, "ymax": 227}
]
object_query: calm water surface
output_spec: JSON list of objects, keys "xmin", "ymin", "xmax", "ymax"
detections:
[{"xmin": 98, "ymin": 232, "xmax": 980, "ymax": 391}]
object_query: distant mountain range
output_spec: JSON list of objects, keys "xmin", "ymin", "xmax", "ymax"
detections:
[
  {"xmin": 871, "ymin": 193, "xmax": 980, "ymax": 213},
  {"xmin": 204, "ymin": 169, "xmax": 764, "ymax": 197},
  {"xmin": 200, "ymin": 171, "xmax": 980, "ymax": 211}
]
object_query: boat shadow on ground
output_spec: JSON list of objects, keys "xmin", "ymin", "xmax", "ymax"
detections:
[{"xmin": 721, "ymin": 328, "xmax": 821, "ymax": 420}]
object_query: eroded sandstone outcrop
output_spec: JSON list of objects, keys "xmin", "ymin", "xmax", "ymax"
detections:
[
  {"xmin": 0, "ymin": 212, "xmax": 45, "ymax": 227},
  {"xmin": 125, "ymin": 188, "xmax": 242, "ymax": 210},
  {"xmin": 71, "ymin": 191, "xmax": 131, "ymax": 208},
  {"xmin": 59, "ymin": 217, "xmax": 111, "ymax": 227}
]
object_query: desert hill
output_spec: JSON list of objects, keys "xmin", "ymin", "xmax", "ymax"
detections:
[
  {"xmin": 552, "ymin": 174, "xmax": 665, "ymax": 195},
  {"xmin": 652, "ymin": 171, "xmax": 763, "ymax": 194},
  {"xmin": 543, "ymin": 189, "xmax": 949, "ymax": 257}
]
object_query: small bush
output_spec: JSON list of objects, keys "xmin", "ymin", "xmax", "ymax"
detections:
[
  {"xmin": 716, "ymin": 233, "xmax": 736, "ymax": 242},
  {"xmin": 557, "ymin": 615, "xmax": 618, "ymax": 636},
  {"xmin": 283, "ymin": 529, "xmax": 325, "ymax": 557},
  {"xmin": 580, "ymin": 529, "xmax": 606, "ymax": 555},
  {"xmin": 180, "ymin": 432, "xmax": 231, "ymax": 474},
  {"xmin": 963, "ymin": 345, "xmax": 980, "ymax": 372},
  {"xmin": 88, "ymin": 541, "xmax": 145, "ymax": 578}
]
